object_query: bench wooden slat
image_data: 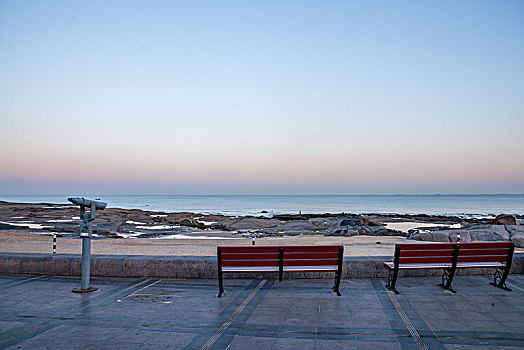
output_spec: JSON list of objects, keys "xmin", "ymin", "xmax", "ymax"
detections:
[
  {"xmin": 282, "ymin": 246, "xmax": 341, "ymax": 253},
  {"xmin": 221, "ymin": 253, "xmax": 280, "ymax": 260},
  {"xmin": 399, "ymin": 256, "xmax": 455, "ymax": 264},
  {"xmin": 283, "ymin": 252, "xmax": 339, "ymax": 259},
  {"xmin": 458, "ymin": 248, "xmax": 512, "ymax": 256},
  {"xmin": 384, "ymin": 262, "xmax": 453, "ymax": 270},
  {"xmin": 399, "ymin": 249, "xmax": 458, "ymax": 257},
  {"xmin": 394, "ymin": 243, "xmax": 457, "ymax": 250},
  {"xmin": 457, "ymin": 255, "xmax": 507, "ymax": 263},
  {"xmin": 456, "ymin": 262, "xmax": 506, "ymax": 268},
  {"xmin": 283, "ymin": 259, "xmax": 340, "ymax": 266},
  {"xmin": 222, "ymin": 259, "xmax": 280, "ymax": 267},
  {"xmin": 222, "ymin": 266, "xmax": 280, "ymax": 272},
  {"xmin": 219, "ymin": 246, "xmax": 281, "ymax": 253},
  {"xmin": 284, "ymin": 266, "xmax": 338, "ymax": 272},
  {"xmin": 457, "ymin": 242, "xmax": 512, "ymax": 249}
]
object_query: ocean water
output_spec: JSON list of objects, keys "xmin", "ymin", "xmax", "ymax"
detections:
[{"xmin": 1, "ymin": 194, "xmax": 523, "ymax": 216}]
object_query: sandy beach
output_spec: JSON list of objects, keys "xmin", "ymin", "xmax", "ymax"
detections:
[{"xmin": 0, "ymin": 230, "xmax": 407, "ymax": 256}]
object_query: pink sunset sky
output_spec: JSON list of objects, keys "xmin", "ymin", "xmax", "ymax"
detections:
[{"xmin": 1, "ymin": 1, "xmax": 523, "ymax": 195}]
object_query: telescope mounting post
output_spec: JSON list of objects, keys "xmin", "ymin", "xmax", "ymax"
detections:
[{"xmin": 69, "ymin": 197, "xmax": 106, "ymax": 293}]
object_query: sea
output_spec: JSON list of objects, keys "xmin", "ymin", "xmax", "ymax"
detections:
[{"xmin": 1, "ymin": 194, "xmax": 523, "ymax": 217}]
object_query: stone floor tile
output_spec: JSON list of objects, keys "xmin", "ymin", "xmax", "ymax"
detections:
[
  {"xmin": 1, "ymin": 275, "xmax": 523, "ymax": 350},
  {"xmin": 356, "ymin": 340, "xmax": 402, "ymax": 349},
  {"xmin": 314, "ymin": 338, "xmax": 358, "ymax": 349},
  {"xmin": 227, "ymin": 335, "xmax": 274, "ymax": 350},
  {"xmin": 444, "ymin": 345, "xmax": 490, "ymax": 350},
  {"xmin": 271, "ymin": 337, "xmax": 315, "ymax": 349}
]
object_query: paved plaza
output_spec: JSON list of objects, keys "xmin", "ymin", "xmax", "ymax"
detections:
[{"xmin": 0, "ymin": 273, "xmax": 523, "ymax": 349}]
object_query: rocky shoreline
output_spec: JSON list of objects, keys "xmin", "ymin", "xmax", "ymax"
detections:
[{"xmin": 0, "ymin": 201, "xmax": 523, "ymax": 247}]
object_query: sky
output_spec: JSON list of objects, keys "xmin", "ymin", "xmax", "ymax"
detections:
[{"xmin": 0, "ymin": 0, "xmax": 523, "ymax": 195}]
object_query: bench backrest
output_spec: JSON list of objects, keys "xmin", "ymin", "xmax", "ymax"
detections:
[
  {"xmin": 282, "ymin": 245, "xmax": 342, "ymax": 267},
  {"xmin": 394, "ymin": 243, "xmax": 458, "ymax": 265},
  {"xmin": 393, "ymin": 242, "xmax": 515, "ymax": 267},
  {"xmin": 457, "ymin": 242, "xmax": 514, "ymax": 264},
  {"xmin": 218, "ymin": 245, "xmax": 343, "ymax": 268},
  {"xmin": 218, "ymin": 246, "xmax": 281, "ymax": 268}
]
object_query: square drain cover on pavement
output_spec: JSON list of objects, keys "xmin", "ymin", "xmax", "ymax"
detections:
[{"xmin": 117, "ymin": 293, "xmax": 178, "ymax": 304}]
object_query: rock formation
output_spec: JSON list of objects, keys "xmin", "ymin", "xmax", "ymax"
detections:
[
  {"xmin": 409, "ymin": 223, "xmax": 524, "ymax": 247},
  {"xmin": 1, "ymin": 201, "xmax": 522, "ymax": 246}
]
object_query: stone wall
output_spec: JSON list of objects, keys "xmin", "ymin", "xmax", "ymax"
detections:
[{"xmin": 1, "ymin": 252, "xmax": 522, "ymax": 279}]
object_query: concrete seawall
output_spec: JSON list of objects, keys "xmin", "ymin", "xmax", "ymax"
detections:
[{"xmin": 1, "ymin": 252, "xmax": 523, "ymax": 279}]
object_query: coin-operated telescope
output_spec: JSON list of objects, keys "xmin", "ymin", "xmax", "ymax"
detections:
[
  {"xmin": 68, "ymin": 197, "xmax": 107, "ymax": 293},
  {"xmin": 68, "ymin": 197, "xmax": 107, "ymax": 210}
]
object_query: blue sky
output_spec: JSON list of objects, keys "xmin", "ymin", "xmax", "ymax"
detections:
[{"xmin": 1, "ymin": 0, "xmax": 523, "ymax": 194}]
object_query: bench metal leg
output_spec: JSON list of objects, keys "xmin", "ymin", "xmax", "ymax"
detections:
[
  {"xmin": 385, "ymin": 269, "xmax": 399, "ymax": 294},
  {"xmin": 217, "ymin": 272, "xmax": 225, "ymax": 298},
  {"xmin": 278, "ymin": 248, "xmax": 284, "ymax": 282},
  {"xmin": 332, "ymin": 271, "xmax": 342, "ymax": 296},
  {"xmin": 490, "ymin": 267, "xmax": 512, "ymax": 291},
  {"xmin": 490, "ymin": 244, "xmax": 514, "ymax": 292},
  {"xmin": 217, "ymin": 247, "xmax": 225, "ymax": 297},
  {"xmin": 439, "ymin": 268, "xmax": 457, "ymax": 293},
  {"xmin": 439, "ymin": 244, "xmax": 459, "ymax": 293},
  {"xmin": 386, "ymin": 246, "xmax": 400, "ymax": 294},
  {"xmin": 331, "ymin": 245, "xmax": 343, "ymax": 296}
]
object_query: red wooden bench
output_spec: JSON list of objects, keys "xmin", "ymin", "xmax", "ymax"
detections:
[
  {"xmin": 384, "ymin": 242, "xmax": 515, "ymax": 294},
  {"xmin": 217, "ymin": 245, "xmax": 344, "ymax": 297}
]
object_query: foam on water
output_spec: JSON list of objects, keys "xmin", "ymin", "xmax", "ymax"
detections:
[
  {"xmin": 195, "ymin": 218, "xmax": 218, "ymax": 226},
  {"xmin": 151, "ymin": 234, "xmax": 237, "ymax": 239},
  {"xmin": 125, "ymin": 220, "xmax": 147, "ymax": 225},
  {"xmin": 0, "ymin": 220, "xmax": 54, "ymax": 230},
  {"xmin": 384, "ymin": 222, "xmax": 462, "ymax": 233},
  {"xmin": 135, "ymin": 225, "xmax": 181, "ymax": 230}
]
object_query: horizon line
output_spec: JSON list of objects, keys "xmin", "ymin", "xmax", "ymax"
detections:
[{"xmin": 1, "ymin": 193, "xmax": 523, "ymax": 197}]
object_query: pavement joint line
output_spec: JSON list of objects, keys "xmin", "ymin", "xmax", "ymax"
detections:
[
  {"xmin": 62, "ymin": 317, "xmax": 216, "ymax": 332},
  {"xmin": 0, "ymin": 278, "xmax": 154, "ymax": 345},
  {"xmin": 0, "ymin": 314, "xmax": 212, "ymax": 331},
  {"xmin": 0, "ymin": 275, "xmax": 46, "ymax": 289},
  {"xmin": 256, "ymin": 328, "xmax": 400, "ymax": 338},
  {"xmin": 436, "ymin": 334, "xmax": 524, "ymax": 342},
  {"xmin": 116, "ymin": 279, "xmax": 161, "ymax": 301},
  {"xmin": 200, "ymin": 279, "xmax": 267, "ymax": 350},
  {"xmin": 386, "ymin": 289, "xmax": 429, "ymax": 350},
  {"xmin": 508, "ymin": 283, "xmax": 524, "ymax": 293},
  {"xmin": 504, "ymin": 277, "xmax": 524, "ymax": 293}
]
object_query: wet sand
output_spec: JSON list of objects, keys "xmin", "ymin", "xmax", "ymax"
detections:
[{"xmin": 0, "ymin": 230, "xmax": 406, "ymax": 256}]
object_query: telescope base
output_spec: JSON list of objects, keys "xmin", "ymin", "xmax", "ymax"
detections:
[{"xmin": 72, "ymin": 287, "xmax": 99, "ymax": 293}]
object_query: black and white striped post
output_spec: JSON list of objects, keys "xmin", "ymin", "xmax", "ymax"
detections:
[{"xmin": 53, "ymin": 234, "xmax": 56, "ymax": 254}]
